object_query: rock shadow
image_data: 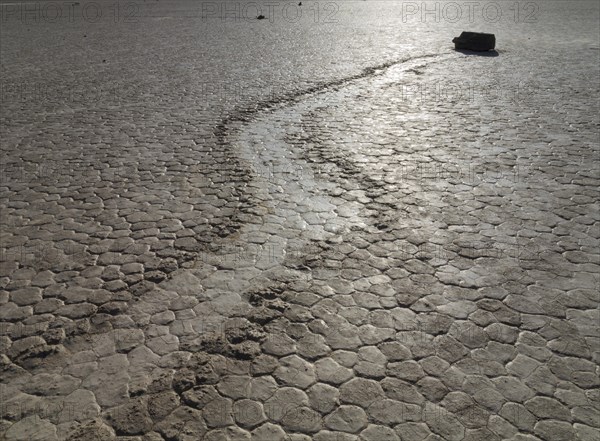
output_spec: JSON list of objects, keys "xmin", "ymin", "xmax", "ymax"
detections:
[{"xmin": 455, "ymin": 49, "xmax": 500, "ymax": 57}]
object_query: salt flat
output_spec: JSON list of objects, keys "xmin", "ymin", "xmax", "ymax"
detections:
[{"xmin": 1, "ymin": 1, "xmax": 599, "ymax": 440}]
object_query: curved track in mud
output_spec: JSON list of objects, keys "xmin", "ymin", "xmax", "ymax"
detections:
[{"xmin": 189, "ymin": 51, "xmax": 457, "ymax": 328}]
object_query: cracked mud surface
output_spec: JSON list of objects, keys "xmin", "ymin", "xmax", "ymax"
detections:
[{"xmin": 1, "ymin": 1, "xmax": 599, "ymax": 440}]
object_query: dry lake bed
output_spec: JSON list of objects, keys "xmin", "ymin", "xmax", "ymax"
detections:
[{"xmin": 1, "ymin": 0, "xmax": 599, "ymax": 439}]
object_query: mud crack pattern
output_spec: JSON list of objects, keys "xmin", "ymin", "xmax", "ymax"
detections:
[{"xmin": 2, "ymin": 19, "xmax": 599, "ymax": 441}]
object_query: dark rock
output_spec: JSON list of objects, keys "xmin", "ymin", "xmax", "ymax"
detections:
[
  {"xmin": 257, "ymin": 14, "xmax": 266, "ymax": 19},
  {"xmin": 453, "ymin": 32, "xmax": 496, "ymax": 51}
]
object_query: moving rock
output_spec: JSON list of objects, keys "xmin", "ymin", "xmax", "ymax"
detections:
[{"xmin": 453, "ymin": 32, "xmax": 496, "ymax": 52}]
